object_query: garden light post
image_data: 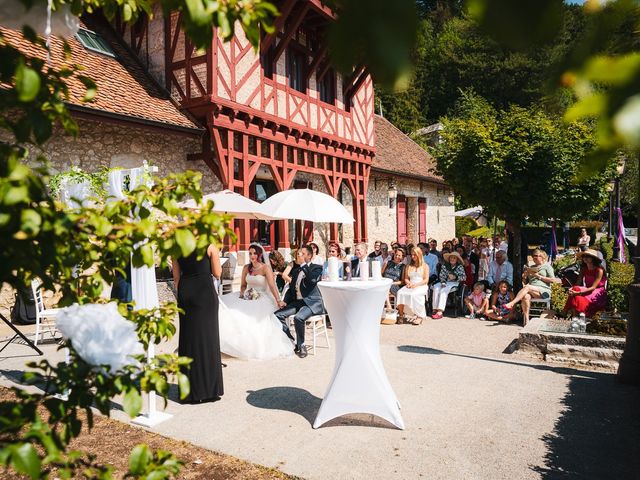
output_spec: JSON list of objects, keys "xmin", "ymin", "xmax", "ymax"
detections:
[
  {"xmin": 612, "ymin": 160, "xmax": 625, "ymax": 262},
  {"xmin": 618, "ymin": 155, "xmax": 639, "ymax": 385}
]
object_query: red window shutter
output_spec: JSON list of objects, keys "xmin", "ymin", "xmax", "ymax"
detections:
[
  {"xmin": 397, "ymin": 195, "xmax": 407, "ymax": 244},
  {"xmin": 418, "ymin": 198, "xmax": 427, "ymax": 243}
]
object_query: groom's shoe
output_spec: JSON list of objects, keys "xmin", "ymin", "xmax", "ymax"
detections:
[{"xmin": 295, "ymin": 345, "xmax": 308, "ymax": 359}]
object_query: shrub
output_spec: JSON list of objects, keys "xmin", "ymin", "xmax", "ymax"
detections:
[
  {"xmin": 594, "ymin": 237, "xmax": 631, "ymax": 265},
  {"xmin": 607, "ymin": 262, "xmax": 635, "ymax": 313},
  {"xmin": 455, "ymin": 217, "xmax": 478, "ymax": 237},
  {"xmin": 570, "ymin": 220, "xmax": 604, "ymax": 232},
  {"xmin": 467, "ymin": 226, "xmax": 492, "ymax": 238},
  {"xmin": 550, "ymin": 282, "xmax": 569, "ymax": 317},
  {"xmin": 553, "ymin": 254, "xmax": 577, "ymax": 272}
]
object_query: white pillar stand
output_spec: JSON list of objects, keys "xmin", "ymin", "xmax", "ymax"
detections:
[{"xmin": 132, "ymin": 342, "xmax": 172, "ymax": 427}]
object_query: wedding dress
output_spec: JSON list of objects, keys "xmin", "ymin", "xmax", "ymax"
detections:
[{"xmin": 218, "ymin": 274, "xmax": 293, "ymax": 360}]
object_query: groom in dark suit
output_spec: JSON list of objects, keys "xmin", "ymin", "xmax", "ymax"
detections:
[{"xmin": 275, "ymin": 244, "xmax": 324, "ymax": 358}]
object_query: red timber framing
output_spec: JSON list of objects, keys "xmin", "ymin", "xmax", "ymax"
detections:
[{"xmin": 167, "ymin": 0, "xmax": 375, "ymax": 250}]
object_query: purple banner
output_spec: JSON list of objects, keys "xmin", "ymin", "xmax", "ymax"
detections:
[{"xmin": 616, "ymin": 207, "xmax": 626, "ymax": 263}]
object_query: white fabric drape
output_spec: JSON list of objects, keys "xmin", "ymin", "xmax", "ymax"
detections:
[
  {"xmin": 128, "ymin": 167, "xmax": 159, "ymax": 310},
  {"xmin": 314, "ymin": 279, "xmax": 404, "ymax": 430},
  {"xmin": 106, "ymin": 169, "xmax": 126, "ymax": 202}
]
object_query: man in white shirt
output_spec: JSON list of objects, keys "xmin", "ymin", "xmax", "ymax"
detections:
[{"xmin": 487, "ymin": 250, "xmax": 513, "ymax": 288}]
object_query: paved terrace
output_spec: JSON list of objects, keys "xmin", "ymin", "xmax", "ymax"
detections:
[{"xmin": 1, "ymin": 316, "xmax": 639, "ymax": 479}]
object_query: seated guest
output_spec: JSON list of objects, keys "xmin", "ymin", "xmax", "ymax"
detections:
[
  {"xmin": 268, "ymin": 250, "xmax": 287, "ymax": 293},
  {"xmin": 379, "ymin": 242, "xmax": 391, "ymax": 267},
  {"xmin": 577, "ymin": 228, "xmax": 591, "ymax": 251},
  {"xmin": 486, "ymin": 250, "xmax": 513, "ymax": 289},
  {"xmin": 368, "ymin": 240, "xmax": 382, "ymax": 260},
  {"xmin": 350, "ymin": 242, "xmax": 369, "ymax": 277},
  {"xmin": 464, "ymin": 282, "xmax": 489, "ymax": 319},
  {"xmin": 419, "ymin": 242, "xmax": 439, "ymax": 283},
  {"xmin": 503, "ymin": 249, "xmax": 555, "ymax": 326},
  {"xmin": 431, "ymin": 251, "xmax": 466, "ymax": 319},
  {"xmin": 382, "ymin": 247, "xmax": 406, "ymax": 311},
  {"xmin": 309, "ymin": 242, "xmax": 324, "ymax": 266},
  {"xmin": 486, "ymin": 280, "xmax": 516, "ymax": 322},
  {"xmin": 282, "ymin": 248, "xmax": 301, "ymax": 284},
  {"xmin": 564, "ymin": 249, "xmax": 607, "ymax": 318},
  {"xmin": 396, "ymin": 247, "xmax": 430, "ymax": 325},
  {"xmin": 322, "ymin": 242, "xmax": 344, "ymax": 278},
  {"xmin": 456, "ymin": 246, "xmax": 475, "ymax": 288},
  {"xmin": 428, "ymin": 239, "xmax": 442, "ymax": 262}
]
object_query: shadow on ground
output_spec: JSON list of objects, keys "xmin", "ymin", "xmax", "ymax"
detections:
[
  {"xmin": 533, "ymin": 372, "xmax": 640, "ymax": 479},
  {"xmin": 246, "ymin": 386, "xmax": 321, "ymax": 425}
]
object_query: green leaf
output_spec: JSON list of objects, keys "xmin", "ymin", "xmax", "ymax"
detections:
[
  {"xmin": 3, "ymin": 186, "xmax": 30, "ymax": 205},
  {"xmin": 123, "ymin": 387, "xmax": 142, "ymax": 417},
  {"xmin": 175, "ymin": 229, "xmax": 196, "ymax": 257},
  {"xmin": 9, "ymin": 443, "xmax": 41, "ymax": 479},
  {"xmin": 140, "ymin": 243, "xmax": 154, "ymax": 267},
  {"xmin": 20, "ymin": 209, "xmax": 42, "ymax": 235},
  {"xmin": 15, "ymin": 61, "xmax": 40, "ymax": 102},
  {"xmin": 177, "ymin": 373, "xmax": 190, "ymax": 400},
  {"xmin": 128, "ymin": 444, "xmax": 151, "ymax": 475},
  {"xmin": 185, "ymin": 0, "xmax": 208, "ymax": 25},
  {"xmin": 123, "ymin": 3, "xmax": 132, "ymax": 21}
]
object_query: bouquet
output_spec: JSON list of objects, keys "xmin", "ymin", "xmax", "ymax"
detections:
[{"xmin": 242, "ymin": 288, "xmax": 261, "ymax": 300}]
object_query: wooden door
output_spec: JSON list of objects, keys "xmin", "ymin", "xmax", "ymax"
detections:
[{"xmin": 397, "ymin": 195, "xmax": 407, "ymax": 244}]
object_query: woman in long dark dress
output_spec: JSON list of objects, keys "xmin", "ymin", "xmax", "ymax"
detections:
[{"xmin": 172, "ymin": 244, "xmax": 223, "ymax": 403}]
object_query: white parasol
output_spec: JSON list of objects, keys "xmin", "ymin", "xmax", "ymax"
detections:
[
  {"xmin": 179, "ymin": 189, "xmax": 275, "ymax": 220},
  {"xmin": 260, "ymin": 189, "xmax": 354, "ymax": 223}
]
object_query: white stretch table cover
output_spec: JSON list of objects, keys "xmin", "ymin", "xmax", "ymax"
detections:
[{"xmin": 314, "ymin": 279, "xmax": 404, "ymax": 429}]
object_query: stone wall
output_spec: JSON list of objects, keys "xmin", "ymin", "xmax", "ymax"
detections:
[
  {"xmin": 367, "ymin": 172, "xmax": 455, "ymax": 246},
  {"xmin": 39, "ymin": 119, "xmax": 221, "ymax": 195}
]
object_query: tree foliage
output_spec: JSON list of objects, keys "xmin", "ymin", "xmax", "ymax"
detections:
[{"xmin": 433, "ymin": 92, "xmax": 615, "ymax": 282}]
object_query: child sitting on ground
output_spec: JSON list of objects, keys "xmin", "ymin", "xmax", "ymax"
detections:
[
  {"xmin": 465, "ymin": 282, "xmax": 489, "ymax": 319},
  {"xmin": 486, "ymin": 280, "xmax": 515, "ymax": 323}
]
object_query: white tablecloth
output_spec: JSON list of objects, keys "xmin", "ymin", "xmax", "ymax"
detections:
[{"xmin": 314, "ymin": 279, "xmax": 404, "ymax": 429}]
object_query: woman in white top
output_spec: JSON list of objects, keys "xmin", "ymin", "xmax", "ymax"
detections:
[
  {"xmin": 577, "ymin": 228, "xmax": 590, "ymax": 251},
  {"xmin": 396, "ymin": 247, "xmax": 430, "ymax": 325},
  {"xmin": 309, "ymin": 242, "xmax": 325, "ymax": 266}
]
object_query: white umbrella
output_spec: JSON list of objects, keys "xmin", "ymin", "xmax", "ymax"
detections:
[
  {"xmin": 179, "ymin": 189, "xmax": 275, "ymax": 220},
  {"xmin": 260, "ymin": 189, "xmax": 354, "ymax": 223},
  {"xmin": 449, "ymin": 206, "xmax": 485, "ymax": 219}
]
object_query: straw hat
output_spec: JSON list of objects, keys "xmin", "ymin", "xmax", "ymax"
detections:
[
  {"xmin": 577, "ymin": 248, "xmax": 601, "ymax": 262},
  {"xmin": 443, "ymin": 251, "xmax": 464, "ymax": 264}
]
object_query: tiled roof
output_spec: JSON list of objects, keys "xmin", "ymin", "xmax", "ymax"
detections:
[
  {"xmin": 373, "ymin": 115, "xmax": 443, "ymax": 183},
  {"xmin": 1, "ymin": 16, "xmax": 200, "ymax": 131}
]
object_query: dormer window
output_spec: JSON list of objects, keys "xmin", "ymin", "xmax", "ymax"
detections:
[
  {"xmin": 287, "ymin": 48, "xmax": 306, "ymax": 93},
  {"xmin": 76, "ymin": 28, "xmax": 115, "ymax": 57},
  {"xmin": 318, "ymin": 68, "xmax": 336, "ymax": 105}
]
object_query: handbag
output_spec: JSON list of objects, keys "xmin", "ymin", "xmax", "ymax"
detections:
[{"xmin": 381, "ymin": 308, "xmax": 398, "ymax": 325}]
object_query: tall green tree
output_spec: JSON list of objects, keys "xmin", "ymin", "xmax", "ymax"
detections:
[{"xmin": 433, "ymin": 93, "xmax": 615, "ymax": 285}]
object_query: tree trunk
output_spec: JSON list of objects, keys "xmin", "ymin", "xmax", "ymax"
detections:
[{"xmin": 507, "ymin": 219, "xmax": 524, "ymax": 292}]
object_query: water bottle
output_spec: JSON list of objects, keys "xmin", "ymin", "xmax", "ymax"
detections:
[
  {"xmin": 569, "ymin": 316, "xmax": 579, "ymax": 333},
  {"xmin": 578, "ymin": 313, "xmax": 587, "ymax": 333}
]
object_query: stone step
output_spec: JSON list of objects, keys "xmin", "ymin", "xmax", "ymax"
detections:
[{"xmin": 544, "ymin": 343, "xmax": 623, "ymax": 371}]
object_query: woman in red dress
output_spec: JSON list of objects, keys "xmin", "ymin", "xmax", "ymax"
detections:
[{"xmin": 564, "ymin": 249, "xmax": 608, "ymax": 318}]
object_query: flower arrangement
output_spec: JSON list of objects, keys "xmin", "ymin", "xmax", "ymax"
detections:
[{"xmin": 242, "ymin": 288, "xmax": 261, "ymax": 300}]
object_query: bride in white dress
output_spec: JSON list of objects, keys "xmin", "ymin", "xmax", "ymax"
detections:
[{"xmin": 218, "ymin": 245, "xmax": 293, "ymax": 360}]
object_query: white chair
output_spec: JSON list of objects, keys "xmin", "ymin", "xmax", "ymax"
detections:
[
  {"xmin": 281, "ymin": 284, "xmax": 330, "ymax": 355},
  {"xmin": 288, "ymin": 313, "xmax": 330, "ymax": 355},
  {"xmin": 31, "ymin": 279, "xmax": 63, "ymax": 345},
  {"xmin": 529, "ymin": 297, "xmax": 551, "ymax": 317},
  {"xmin": 219, "ymin": 254, "xmax": 237, "ymax": 295}
]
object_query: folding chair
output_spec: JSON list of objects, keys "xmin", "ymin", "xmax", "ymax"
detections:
[{"xmin": 31, "ymin": 279, "xmax": 62, "ymax": 345}]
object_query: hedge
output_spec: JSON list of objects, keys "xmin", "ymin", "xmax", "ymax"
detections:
[
  {"xmin": 466, "ymin": 226, "xmax": 492, "ymax": 238},
  {"xmin": 520, "ymin": 226, "xmax": 597, "ymax": 247},
  {"xmin": 595, "ymin": 237, "xmax": 631, "ymax": 265},
  {"xmin": 550, "ymin": 283, "xmax": 569, "ymax": 317},
  {"xmin": 455, "ymin": 217, "xmax": 478, "ymax": 237},
  {"xmin": 607, "ymin": 262, "xmax": 635, "ymax": 313}
]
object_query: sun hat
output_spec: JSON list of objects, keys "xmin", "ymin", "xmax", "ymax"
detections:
[
  {"xmin": 443, "ymin": 251, "xmax": 463, "ymax": 264},
  {"xmin": 577, "ymin": 248, "xmax": 602, "ymax": 262}
]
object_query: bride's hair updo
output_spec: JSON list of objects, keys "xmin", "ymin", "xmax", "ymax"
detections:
[{"xmin": 248, "ymin": 244, "xmax": 264, "ymax": 274}]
